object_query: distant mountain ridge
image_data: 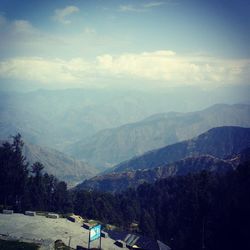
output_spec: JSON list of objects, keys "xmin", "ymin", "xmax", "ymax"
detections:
[
  {"xmin": 109, "ymin": 126, "xmax": 250, "ymax": 174},
  {"xmin": 77, "ymin": 127, "xmax": 250, "ymax": 192},
  {"xmin": 67, "ymin": 104, "xmax": 250, "ymax": 169},
  {"xmin": 4, "ymin": 87, "xmax": 242, "ymax": 151},
  {"xmin": 77, "ymin": 155, "xmax": 235, "ymax": 193}
]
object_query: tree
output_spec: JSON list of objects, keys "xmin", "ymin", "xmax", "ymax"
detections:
[
  {"xmin": 0, "ymin": 134, "xmax": 28, "ymax": 211},
  {"xmin": 31, "ymin": 162, "xmax": 44, "ymax": 177},
  {"xmin": 29, "ymin": 162, "xmax": 47, "ymax": 210}
]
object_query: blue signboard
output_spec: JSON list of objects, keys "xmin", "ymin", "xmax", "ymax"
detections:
[{"xmin": 90, "ymin": 224, "xmax": 101, "ymax": 242}]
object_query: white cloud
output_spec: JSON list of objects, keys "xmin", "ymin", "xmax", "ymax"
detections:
[
  {"xmin": 119, "ymin": 1, "xmax": 165, "ymax": 12},
  {"xmin": 119, "ymin": 4, "xmax": 145, "ymax": 12},
  {"xmin": 142, "ymin": 50, "xmax": 176, "ymax": 57},
  {"xmin": 0, "ymin": 51, "xmax": 249, "ymax": 87},
  {"xmin": 53, "ymin": 6, "xmax": 79, "ymax": 24},
  {"xmin": 0, "ymin": 15, "xmax": 130, "ymax": 60},
  {"xmin": 96, "ymin": 51, "xmax": 249, "ymax": 84},
  {"xmin": 84, "ymin": 27, "xmax": 96, "ymax": 34},
  {"xmin": 143, "ymin": 2, "xmax": 165, "ymax": 8},
  {"xmin": 0, "ymin": 16, "xmax": 37, "ymax": 35},
  {"xmin": 0, "ymin": 57, "xmax": 91, "ymax": 84},
  {"xmin": 0, "ymin": 16, "xmax": 97, "ymax": 58},
  {"xmin": 11, "ymin": 20, "xmax": 37, "ymax": 34}
]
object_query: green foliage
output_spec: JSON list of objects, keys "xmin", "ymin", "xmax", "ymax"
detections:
[
  {"xmin": 1, "ymin": 134, "xmax": 249, "ymax": 250},
  {"xmin": 73, "ymin": 162, "xmax": 250, "ymax": 250},
  {"xmin": 0, "ymin": 134, "xmax": 72, "ymax": 214},
  {"xmin": 0, "ymin": 134, "xmax": 29, "ymax": 211}
]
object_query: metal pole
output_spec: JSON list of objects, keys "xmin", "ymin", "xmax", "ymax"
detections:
[
  {"xmin": 68, "ymin": 236, "xmax": 72, "ymax": 248},
  {"xmin": 88, "ymin": 229, "xmax": 91, "ymax": 249},
  {"xmin": 99, "ymin": 233, "xmax": 102, "ymax": 250}
]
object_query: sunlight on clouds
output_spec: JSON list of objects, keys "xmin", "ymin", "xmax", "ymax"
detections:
[
  {"xmin": 0, "ymin": 52, "xmax": 249, "ymax": 87},
  {"xmin": 96, "ymin": 51, "xmax": 249, "ymax": 84},
  {"xmin": 53, "ymin": 6, "xmax": 79, "ymax": 24},
  {"xmin": 142, "ymin": 50, "xmax": 176, "ymax": 57},
  {"xmin": 0, "ymin": 57, "xmax": 91, "ymax": 84}
]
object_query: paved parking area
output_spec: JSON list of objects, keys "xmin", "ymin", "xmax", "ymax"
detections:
[{"xmin": 0, "ymin": 213, "xmax": 128, "ymax": 250}]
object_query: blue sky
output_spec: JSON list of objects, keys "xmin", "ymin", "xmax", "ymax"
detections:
[{"xmin": 0, "ymin": 0, "xmax": 249, "ymax": 89}]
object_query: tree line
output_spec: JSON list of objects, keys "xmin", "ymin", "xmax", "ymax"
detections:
[
  {"xmin": 0, "ymin": 134, "xmax": 72, "ymax": 213},
  {"xmin": 0, "ymin": 134, "xmax": 249, "ymax": 250}
]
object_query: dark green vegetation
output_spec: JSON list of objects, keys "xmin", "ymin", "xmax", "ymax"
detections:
[
  {"xmin": 74, "ymin": 159, "xmax": 250, "ymax": 250},
  {"xmin": 67, "ymin": 104, "xmax": 250, "ymax": 168},
  {"xmin": 0, "ymin": 140, "xmax": 97, "ymax": 187},
  {"xmin": 1, "ymin": 134, "xmax": 250, "ymax": 250},
  {"xmin": 0, "ymin": 134, "xmax": 72, "ymax": 213},
  {"xmin": 0, "ymin": 239, "xmax": 40, "ymax": 250}
]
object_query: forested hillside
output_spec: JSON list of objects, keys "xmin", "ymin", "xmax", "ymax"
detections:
[
  {"xmin": 0, "ymin": 139, "xmax": 97, "ymax": 186},
  {"xmin": 1, "ymin": 134, "xmax": 250, "ymax": 250},
  {"xmin": 0, "ymin": 135, "xmax": 72, "ymax": 213}
]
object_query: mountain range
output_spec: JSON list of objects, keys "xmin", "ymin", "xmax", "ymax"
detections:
[
  {"xmin": 1, "ymin": 85, "xmax": 249, "ymax": 152},
  {"xmin": 77, "ymin": 127, "xmax": 250, "ymax": 192},
  {"xmin": 108, "ymin": 126, "xmax": 250, "ymax": 173},
  {"xmin": 1, "ymin": 87, "xmax": 250, "ymax": 186},
  {"xmin": 67, "ymin": 104, "xmax": 250, "ymax": 168}
]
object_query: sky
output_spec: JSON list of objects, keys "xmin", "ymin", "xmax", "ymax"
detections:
[{"xmin": 0, "ymin": 0, "xmax": 249, "ymax": 90}]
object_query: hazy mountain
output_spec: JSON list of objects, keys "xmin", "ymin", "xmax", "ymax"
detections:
[
  {"xmin": 0, "ymin": 139, "xmax": 97, "ymax": 186},
  {"xmin": 22, "ymin": 142, "xmax": 98, "ymax": 186},
  {"xmin": 1, "ymin": 85, "xmax": 249, "ymax": 151},
  {"xmin": 107, "ymin": 126, "xmax": 250, "ymax": 174},
  {"xmin": 67, "ymin": 104, "xmax": 250, "ymax": 168}
]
